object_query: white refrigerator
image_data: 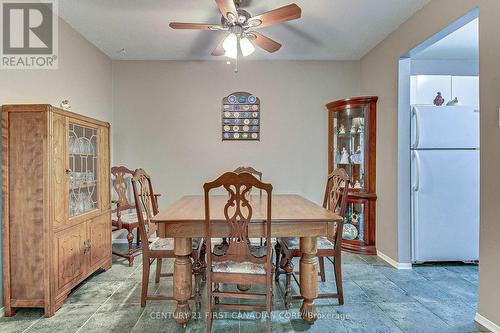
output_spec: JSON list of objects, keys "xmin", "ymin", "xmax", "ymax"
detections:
[{"xmin": 411, "ymin": 105, "xmax": 480, "ymax": 262}]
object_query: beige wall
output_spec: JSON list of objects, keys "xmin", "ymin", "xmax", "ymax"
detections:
[
  {"xmin": 0, "ymin": 19, "xmax": 113, "ymax": 121},
  {"xmin": 0, "ymin": 18, "xmax": 112, "ymax": 307},
  {"xmin": 112, "ymin": 60, "xmax": 360, "ymax": 208},
  {"xmin": 360, "ymin": 0, "xmax": 500, "ymax": 326}
]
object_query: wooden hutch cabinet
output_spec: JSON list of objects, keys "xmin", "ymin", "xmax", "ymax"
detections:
[
  {"xmin": 326, "ymin": 96, "xmax": 377, "ymax": 255},
  {"xmin": 2, "ymin": 104, "xmax": 111, "ymax": 317}
]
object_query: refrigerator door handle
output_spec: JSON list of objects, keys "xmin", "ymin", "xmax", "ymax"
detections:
[
  {"xmin": 412, "ymin": 150, "xmax": 420, "ymax": 192},
  {"xmin": 411, "ymin": 150, "xmax": 420, "ymax": 262},
  {"xmin": 411, "ymin": 107, "xmax": 420, "ymax": 149}
]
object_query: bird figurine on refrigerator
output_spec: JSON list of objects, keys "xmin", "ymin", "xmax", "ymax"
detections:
[{"xmin": 433, "ymin": 92, "xmax": 445, "ymax": 106}]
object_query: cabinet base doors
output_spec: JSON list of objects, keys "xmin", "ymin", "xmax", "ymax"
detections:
[
  {"xmin": 56, "ymin": 224, "xmax": 87, "ymax": 291},
  {"xmin": 89, "ymin": 215, "xmax": 112, "ymax": 268},
  {"xmin": 55, "ymin": 215, "xmax": 111, "ymax": 293}
]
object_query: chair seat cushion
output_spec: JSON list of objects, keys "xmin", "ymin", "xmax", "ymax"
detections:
[
  {"xmin": 281, "ymin": 237, "xmax": 334, "ymax": 250},
  {"xmin": 149, "ymin": 238, "xmax": 201, "ymax": 251},
  {"xmin": 212, "ymin": 261, "xmax": 266, "ymax": 275},
  {"xmin": 112, "ymin": 210, "xmax": 146, "ymax": 224},
  {"xmin": 211, "ymin": 243, "xmax": 269, "ymax": 275}
]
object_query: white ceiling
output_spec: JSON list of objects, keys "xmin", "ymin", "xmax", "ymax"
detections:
[
  {"xmin": 413, "ymin": 18, "xmax": 478, "ymax": 60},
  {"xmin": 57, "ymin": 0, "xmax": 430, "ymax": 61}
]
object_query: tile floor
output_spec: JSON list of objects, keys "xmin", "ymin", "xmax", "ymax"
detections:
[{"xmin": 0, "ymin": 244, "xmax": 488, "ymax": 333}]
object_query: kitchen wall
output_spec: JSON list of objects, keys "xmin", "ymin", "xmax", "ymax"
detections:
[
  {"xmin": 360, "ymin": 0, "xmax": 500, "ymax": 327},
  {"xmin": 0, "ymin": 18, "xmax": 113, "ymax": 308},
  {"xmin": 112, "ymin": 60, "xmax": 360, "ymax": 208}
]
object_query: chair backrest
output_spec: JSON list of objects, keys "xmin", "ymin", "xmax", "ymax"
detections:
[
  {"xmin": 204, "ymin": 172, "xmax": 273, "ymax": 265},
  {"xmin": 233, "ymin": 166, "xmax": 263, "ymax": 197},
  {"xmin": 111, "ymin": 166, "xmax": 135, "ymax": 212},
  {"xmin": 131, "ymin": 168, "xmax": 159, "ymax": 250},
  {"xmin": 322, "ymin": 168, "xmax": 350, "ymax": 246}
]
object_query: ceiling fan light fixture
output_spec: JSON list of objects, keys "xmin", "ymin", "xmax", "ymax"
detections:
[
  {"xmin": 240, "ymin": 37, "xmax": 255, "ymax": 56},
  {"xmin": 223, "ymin": 33, "xmax": 238, "ymax": 59}
]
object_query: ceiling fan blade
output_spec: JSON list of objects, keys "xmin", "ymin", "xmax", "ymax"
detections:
[
  {"xmin": 248, "ymin": 4, "xmax": 301, "ymax": 29},
  {"xmin": 169, "ymin": 22, "xmax": 221, "ymax": 30},
  {"xmin": 211, "ymin": 35, "xmax": 227, "ymax": 56},
  {"xmin": 249, "ymin": 32, "xmax": 281, "ymax": 53},
  {"xmin": 215, "ymin": 0, "xmax": 238, "ymax": 22}
]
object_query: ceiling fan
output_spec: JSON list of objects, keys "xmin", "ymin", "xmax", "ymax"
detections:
[{"xmin": 169, "ymin": 0, "xmax": 302, "ymax": 59}]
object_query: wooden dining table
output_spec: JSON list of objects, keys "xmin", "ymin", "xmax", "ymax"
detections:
[{"xmin": 151, "ymin": 194, "xmax": 342, "ymax": 326}]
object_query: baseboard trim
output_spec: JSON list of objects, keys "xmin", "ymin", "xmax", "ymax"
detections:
[
  {"xmin": 377, "ymin": 251, "xmax": 412, "ymax": 270},
  {"xmin": 475, "ymin": 313, "xmax": 500, "ymax": 333}
]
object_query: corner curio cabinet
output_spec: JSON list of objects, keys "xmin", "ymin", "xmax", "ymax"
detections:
[
  {"xmin": 326, "ymin": 96, "xmax": 377, "ymax": 255},
  {"xmin": 2, "ymin": 104, "xmax": 111, "ymax": 317}
]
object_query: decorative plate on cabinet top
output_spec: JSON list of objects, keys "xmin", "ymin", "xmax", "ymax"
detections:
[
  {"xmin": 233, "ymin": 125, "xmax": 240, "ymax": 131},
  {"xmin": 243, "ymin": 112, "xmax": 250, "ymax": 118},
  {"xmin": 233, "ymin": 112, "xmax": 240, "ymax": 118},
  {"xmin": 242, "ymin": 105, "xmax": 250, "ymax": 111},
  {"xmin": 243, "ymin": 119, "xmax": 250, "ymax": 125},
  {"xmin": 243, "ymin": 125, "xmax": 250, "ymax": 132},
  {"xmin": 252, "ymin": 119, "xmax": 259, "ymax": 125},
  {"xmin": 252, "ymin": 126, "xmax": 258, "ymax": 131},
  {"xmin": 242, "ymin": 133, "xmax": 249, "ymax": 139},
  {"xmin": 251, "ymin": 105, "xmax": 259, "ymax": 111},
  {"xmin": 252, "ymin": 112, "xmax": 258, "ymax": 118},
  {"xmin": 228, "ymin": 95, "xmax": 236, "ymax": 103},
  {"xmin": 223, "ymin": 132, "xmax": 230, "ymax": 139},
  {"xmin": 238, "ymin": 95, "xmax": 247, "ymax": 103},
  {"xmin": 234, "ymin": 118, "xmax": 241, "ymax": 124},
  {"xmin": 224, "ymin": 111, "xmax": 231, "ymax": 118},
  {"xmin": 233, "ymin": 105, "xmax": 240, "ymax": 111},
  {"xmin": 343, "ymin": 224, "xmax": 359, "ymax": 240},
  {"xmin": 233, "ymin": 133, "xmax": 240, "ymax": 139},
  {"xmin": 223, "ymin": 105, "xmax": 231, "ymax": 110},
  {"xmin": 249, "ymin": 95, "xmax": 256, "ymax": 103},
  {"xmin": 223, "ymin": 125, "xmax": 230, "ymax": 131},
  {"xmin": 251, "ymin": 133, "xmax": 258, "ymax": 139}
]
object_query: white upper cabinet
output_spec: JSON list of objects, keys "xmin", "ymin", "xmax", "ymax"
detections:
[
  {"xmin": 413, "ymin": 75, "xmax": 452, "ymax": 105},
  {"xmin": 452, "ymin": 76, "xmax": 479, "ymax": 108},
  {"xmin": 411, "ymin": 75, "xmax": 479, "ymax": 108}
]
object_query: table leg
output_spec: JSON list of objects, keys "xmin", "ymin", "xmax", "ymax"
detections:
[
  {"xmin": 173, "ymin": 237, "xmax": 192, "ymax": 327},
  {"xmin": 299, "ymin": 236, "xmax": 318, "ymax": 323}
]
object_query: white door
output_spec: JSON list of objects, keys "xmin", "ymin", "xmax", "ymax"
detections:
[
  {"xmin": 411, "ymin": 149, "xmax": 479, "ymax": 262},
  {"xmin": 411, "ymin": 106, "xmax": 479, "ymax": 149}
]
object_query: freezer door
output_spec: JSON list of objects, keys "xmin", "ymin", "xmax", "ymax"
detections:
[
  {"xmin": 411, "ymin": 149, "xmax": 479, "ymax": 262},
  {"xmin": 411, "ymin": 106, "xmax": 479, "ymax": 149}
]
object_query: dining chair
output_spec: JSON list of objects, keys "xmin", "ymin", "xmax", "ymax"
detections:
[
  {"xmin": 131, "ymin": 168, "xmax": 205, "ymax": 309},
  {"xmin": 275, "ymin": 168, "xmax": 349, "ymax": 308},
  {"xmin": 204, "ymin": 172, "xmax": 273, "ymax": 333},
  {"xmin": 233, "ymin": 166, "xmax": 263, "ymax": 197},
  {"xmin": 232, "ymin": 166, "xmax": 264, "ymax": 246},
  {"xmin": 111, "ymin": 166, "xmax": 153, "ymax": 266}
]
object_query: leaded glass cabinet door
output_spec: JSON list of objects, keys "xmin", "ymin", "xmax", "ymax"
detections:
[{"xmin": 68, "ymin": 122, "xmax": 99, "ymax": 218}]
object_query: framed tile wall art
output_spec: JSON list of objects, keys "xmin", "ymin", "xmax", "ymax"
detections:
[{"xmin": 222, "ymin": 92, "xmax": 260, "ymax": 141}]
